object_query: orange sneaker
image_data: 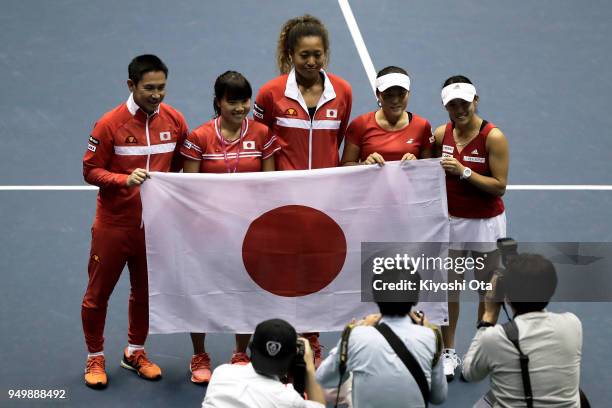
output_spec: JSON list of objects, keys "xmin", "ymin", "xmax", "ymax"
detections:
[
  {"xmin": 120, "ymin": 348, "xmax": 162, "ymax": 380},
  {"xmin": 303, "ymin": 333, "xmax": 322, "ymax": 368},
  {"xmin": 190, "ymin": 353, "xmax": 212, "ymax": 384},
  {"xmin": 230, "ymin": 352, "xmax": 250, "ymax": 365},
  {"xmin": 84, "ymin": 355, "xmax": 107, "ymax": 389}
]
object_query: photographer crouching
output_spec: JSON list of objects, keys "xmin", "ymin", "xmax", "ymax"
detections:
[
  {"xmin": 316, "ymin": 269, "xmax": 447, "ymax": 407},
  {"xmin": 462, "ymin": 250, "xmax": 585, "ymax": 407},
  {"xmin": 202, "ymin": 319, "xmax": 325, "ymax": 407}
]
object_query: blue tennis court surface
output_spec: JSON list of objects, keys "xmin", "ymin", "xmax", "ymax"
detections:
[{"xmin": 1, "ymin": 1, "xmax": 611, "ymax": 406}]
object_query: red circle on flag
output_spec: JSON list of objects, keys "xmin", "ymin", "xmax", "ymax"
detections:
[{"xmin": 242, "ymin": 205, "xmax": 347, "ymax": 297}]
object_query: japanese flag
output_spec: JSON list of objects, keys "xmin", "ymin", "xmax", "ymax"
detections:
[{"xmin": 141, "ymin": 160, "xmax": 449, "ymax": 334}]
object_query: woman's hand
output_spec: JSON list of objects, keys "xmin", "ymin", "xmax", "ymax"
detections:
[
  {"xmin": 440, "ymin": 157, "xmax": 465, "ymax": 176},
  {"xmin": 364, "ymin": 152, "xmax": 385, "ymax": 166},
  {"xmin": 401, "ymin": 152, "xmax": 417, "ymax": 162}
]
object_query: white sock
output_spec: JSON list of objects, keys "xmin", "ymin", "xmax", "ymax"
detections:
[
  {"xmin": 127, "ymin": 344, "xmax": 144, "ymax": 356},
  {"xmin": 88, "ymin": 351, "xmax": 104, "ymax": 358},
  {"xmin": 443, "ymin": 348, "xmax": 456, "ymax": 355}
]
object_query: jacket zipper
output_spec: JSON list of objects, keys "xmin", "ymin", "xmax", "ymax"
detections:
[
  {"xmin": 308, "ymin": 111, "xmax": 314, "ymax": 170},
  {"xmin": 140, "ymin": 114, "xmax": 152, "ymax": 229},
  {"xmin": 145, "ymin": 115, "xmax": 151, "ymax": 172}
]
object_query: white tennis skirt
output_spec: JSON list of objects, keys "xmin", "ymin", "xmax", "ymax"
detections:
[{"xmin": 449, "ymin": 211, "xmax": 507, "ymax": 252}]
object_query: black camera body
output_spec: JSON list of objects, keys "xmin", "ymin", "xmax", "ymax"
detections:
[
  {"xmin": 288, "ymin": 339, "xmax": 307, "ymax": 396},
  {"xmin": 491, "ymin": 237, "xmax": 519, "ymax": 302}
]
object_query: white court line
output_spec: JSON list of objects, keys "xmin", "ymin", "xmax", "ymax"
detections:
[
  {"xmin": 3, "ymin": 5, "xmax": 605, "ymax": 194},
  {"xmin": 338, "ymin": 0, "xmax": 377, "ymax": 93},
  {"xmin": 507, "ymin": 185, "xmax": 612, "ymax": 191},
  {"xmin": 0, "ymin": 186, "xmax": 98, "ymax": 191},
  {"xmin": 0, "ymin": 185, "xmax": 611, "ymax": 191},
  {"xmin": 336, "ymin": 1, "xmax": 612, "ymax": 193}
]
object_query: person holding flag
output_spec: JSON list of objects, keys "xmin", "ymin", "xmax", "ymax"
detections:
[
  {"xmin": 181, "ymin": 71, "xmax": 280, "ymax": 384},
  {"xmin": 341, "ymin": 66, "xmax": 433, "ymax": 166},
  {"xmin": 81, "ymin": 54, "xmax": 189, "ymax": 388},
  {"xmin": 433, "ymin": 75, "xmax": 509, "ymax": 381},
  {"xmin": 253, "ymin": 14, "xmax": 353, "ymax": 365}
]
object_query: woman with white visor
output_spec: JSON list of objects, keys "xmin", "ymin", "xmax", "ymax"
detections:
[
  {"xmin": 341, "ymin": 66, "xmax": 433, "ymax": 165},
  {"xmin": 432, "ymin": 75, "xmax": 509, "ymax": 381}
]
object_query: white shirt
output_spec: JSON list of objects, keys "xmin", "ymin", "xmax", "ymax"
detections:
[
  {"xmin": 202, "ymin": 363, "xmax": 324, "ymax": 408},
  {"xmin": 462, "ymin": 311, "xmax": 582, "ymax": 407},
  {"xmin": 316, "ymin": 316, "xmax": 447, "ymax": 407}
]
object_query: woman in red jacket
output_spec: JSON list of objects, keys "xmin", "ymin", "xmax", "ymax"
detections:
[
  {"xmin": 433, "ymin": 75, "xmax": 509, "ymax": 382},
  {"xmin": 181, "ymin": 71, "xmax": 280, "ymax": 384},
  {"xmin": 254, "ymin": 14, "xmax": 352, "ymax": 171},
  {"xmin": 254, "ymin": 14, "xmax": 353, "ymax": 366}
]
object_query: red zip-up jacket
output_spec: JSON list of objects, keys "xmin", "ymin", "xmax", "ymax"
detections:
[
  {"xmin": 254, "ymin": 69, "xmax": 352, "ymax": 170},
  {"xmin": 83, "ymin": 94, "xmax": 189, "ymax": 227}
]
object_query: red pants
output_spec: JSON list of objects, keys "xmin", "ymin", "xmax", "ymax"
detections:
[{"xmin": 81, "ymin": 222, "xmax": 148, "ymax": 353}]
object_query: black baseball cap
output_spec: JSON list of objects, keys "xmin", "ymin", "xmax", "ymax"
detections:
[{"xmin": 249, "ymin": 319, "xmax": 297, "ymax": 376}]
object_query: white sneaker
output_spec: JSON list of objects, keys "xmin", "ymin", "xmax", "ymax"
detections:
[{"xmin": 442, "ymin": 350, "xmax": 461, "ymax": 382}]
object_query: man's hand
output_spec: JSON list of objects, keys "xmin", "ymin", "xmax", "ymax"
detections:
[
  {"xmin": 355, "ymin": 313, "xmax": 381, "ymax": 327},
  {"xmin": 300, "ymin": 337, "xmax": 326, "ymax": 405},
  {"xmin": 482, "ymin": 273, "xmax": 502, "ymax": 324},
  {"xmin": 299, "ymin": 337, "xmax": 315, "ymax": 369},
  {"xmin": 126, "ymin": 168, "xmax": 149, "ymax": 187},
  {"xmin": 409, "ymin": 310, "xmax": 430, "ymax": 326}
]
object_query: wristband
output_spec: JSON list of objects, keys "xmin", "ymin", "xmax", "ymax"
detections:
[{"xmin": 477, "ymin": 320, "xmax": 495, "ymax": 329}]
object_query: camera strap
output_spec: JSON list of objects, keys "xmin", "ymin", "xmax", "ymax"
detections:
[
  {"xmin": 376, "ymin": 322, "xmax": 429, "ymax": 407},
  {"xmin": 334, "ymin": 323, "xmax": 354, "ymax": 408},
  {"xmin": 501, "ymin": 320, "xmax": 533, "ymax": 408},
  {"xmin": 338, "ymin": 323, "xmax": 354, "ymax": 378}
]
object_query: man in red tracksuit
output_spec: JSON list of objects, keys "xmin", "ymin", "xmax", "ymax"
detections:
[{"xmin": 81, "ymin": 54, "xmax": 188, "ymax": 388}]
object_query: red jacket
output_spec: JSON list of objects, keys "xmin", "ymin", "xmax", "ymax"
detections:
[
  {"xmin": 254, "ymin": 69, "xmax": 352, "ymax": 170},
  {"xmin": 180, "ymin": 118, "xmax": 280, "ymax": 173},
  {"xmin": 83, "ymin": 94, "xmax": 189, "ymax": 226}
]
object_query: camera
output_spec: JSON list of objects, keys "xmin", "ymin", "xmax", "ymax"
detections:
[
  {"xmin": 491, "ymin": 237, "xmax": 518, "ymax": 302},
  {"xmin": 287, "ymin": 338, "xmax": 307, "ymax": 396}
]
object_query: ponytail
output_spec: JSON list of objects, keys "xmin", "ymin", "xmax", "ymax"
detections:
[{"xmin": 276, "ymin": 15, "xmax": 330, "ymax": 74}]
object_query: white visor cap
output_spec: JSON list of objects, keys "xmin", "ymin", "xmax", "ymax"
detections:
[
  {"xmin": 441, "ymin": 83, "xmax": 477, "ymax": 106},
  {"xmin": 375, "ymin": 73, "xmax": 411, "ymax": 92}
]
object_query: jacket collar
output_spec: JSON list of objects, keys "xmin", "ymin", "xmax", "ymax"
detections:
[
  {"xmin": 284, "ymin": 68, "xmax": 336, "ymax": 114},
  {"xmin": 126, "ymin": 93, "xmax": 160, "ymax": 117}
]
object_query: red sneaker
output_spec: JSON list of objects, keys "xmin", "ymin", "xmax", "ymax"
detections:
[
  {"xmin": 190, "ymin": 353, "xmax": 212, "ymax": 384},
  {"xmin": 230, "ymin": 352, "xmax": 250, "ymax": 365}
]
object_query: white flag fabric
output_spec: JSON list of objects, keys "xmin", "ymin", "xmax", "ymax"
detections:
[{"xmin": 141, "ymin": 160, "xmax": 449, "ymax": 334}]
